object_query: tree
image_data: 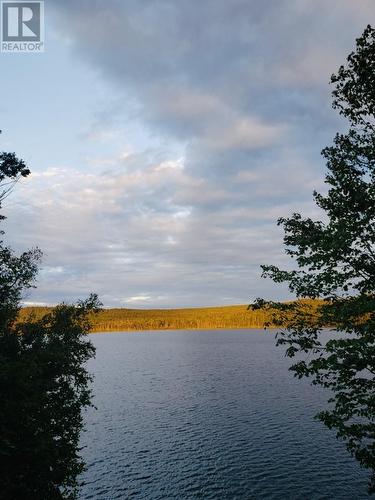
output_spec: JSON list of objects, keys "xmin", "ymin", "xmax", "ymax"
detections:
[
  {"xmin": 0, "ymin": 146, "xmax": 101, "ymax": 499},
  {"xmin": 0, "ymin": 150, "xmax": 30, "ymax": 205},
  {"xmin": 252, "ymin": 25, "xmax": 375, "ymax": 492},
  {"xmin": 0, "ymin": 148, "xmax": 38, "ymax": 331}
]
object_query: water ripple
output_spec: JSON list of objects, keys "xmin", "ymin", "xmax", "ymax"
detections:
[{"xmin": 79, "ymin": 330, "xmax": 369, "ymax": 499}]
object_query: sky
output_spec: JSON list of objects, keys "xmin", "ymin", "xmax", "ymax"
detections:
[{"xmin": 1, "ymin": 0, "xmax": 374, "ymax": 308}]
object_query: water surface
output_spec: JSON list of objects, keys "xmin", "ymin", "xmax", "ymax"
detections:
[{"xmin": 80, "ymin": 330, "xmax": 368, "ymax": 499}]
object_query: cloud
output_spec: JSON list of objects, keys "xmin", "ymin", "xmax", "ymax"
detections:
[
  {"xmin": 125, "ymin": 295, "xmax": 152, "ymax": 304},
  {"xmin": 5, "ymin": 147, "xmax": 323, "ymax": 307},
  {"xmin": 5, "ymin": 0, "xmax": 375, "ymax": 306}
]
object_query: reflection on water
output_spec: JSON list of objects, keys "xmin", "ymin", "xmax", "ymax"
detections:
[{"xmin": 80, "ymin": 330, "xmax": 368, "ymax": 499}]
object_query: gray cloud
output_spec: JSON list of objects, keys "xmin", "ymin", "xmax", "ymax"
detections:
[{"xmin": 5, "ymin": 0, "xmax": 375, "ymax": 306}]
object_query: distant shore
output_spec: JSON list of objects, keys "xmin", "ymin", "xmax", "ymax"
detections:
[{"xmin": 20, "ymin": 304, "xmax": 271, "ymax": 332}]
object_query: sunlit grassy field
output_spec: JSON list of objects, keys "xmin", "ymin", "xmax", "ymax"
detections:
[{"xmin": 19, "ymin": 305, "xmax": 272, "ymax": 332}]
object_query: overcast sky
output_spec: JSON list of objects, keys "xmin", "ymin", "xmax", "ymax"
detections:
[{"xmin": 1, "ymin": 0, "xmax": 374, "ymax": 307}]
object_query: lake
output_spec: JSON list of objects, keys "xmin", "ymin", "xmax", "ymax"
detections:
[{"xmin": 79, "ymin": 330, "xmax": 368, "ymax": 499}]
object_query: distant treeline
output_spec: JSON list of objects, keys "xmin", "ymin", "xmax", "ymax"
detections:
[{"xmin": 19, "ymin": 304, "xmax": 274, "ymax": 332}]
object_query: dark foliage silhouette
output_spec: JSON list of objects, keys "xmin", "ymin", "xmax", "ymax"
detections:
[
  {"xmin": 252, "ymin": 25, "xmax": 375, "ymax": 492},
  {"xmin": 0, "ymin": 143, "xmax": 101, "ymax": 499}
]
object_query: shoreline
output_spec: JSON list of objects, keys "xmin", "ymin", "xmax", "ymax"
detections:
[
  {"xmin": 20, "ymin": 304, "xmax": 273, "ymax": 332},
  {"xmin": 89, "ymin": 326, "xmax": 276, "ymax": 333}
]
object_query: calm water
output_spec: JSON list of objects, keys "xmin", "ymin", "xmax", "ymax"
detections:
[{"xmin": 79, "ymin": 330, "xmax": 368, "ymax": 499}]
